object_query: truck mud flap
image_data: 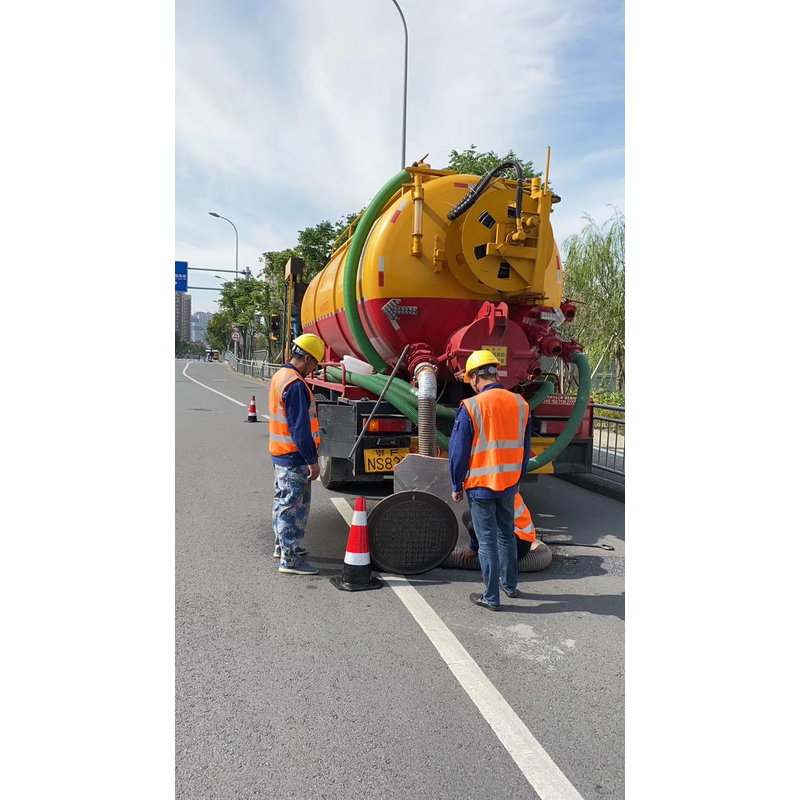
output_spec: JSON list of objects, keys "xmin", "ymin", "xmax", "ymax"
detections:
[{"xmin": 317, "ymin": 402, "xmax": 356, "ymax": 459}]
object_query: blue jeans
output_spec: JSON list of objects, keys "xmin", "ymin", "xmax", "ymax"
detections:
[
  {"xmin": 272, "ymin": 465, "xmax": 311, "ymax": 566},
  {"xmin": 468, "ymin": 492, "xmax": 518, "ymax": 606}
]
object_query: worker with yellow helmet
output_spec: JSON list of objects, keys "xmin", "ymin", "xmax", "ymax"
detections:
[
  {"xmin": 268, "ymin": 332, "xmax": 327, "ymax": 575},
  {"xmin": 449, "ymin": 350, "xmax": 532, "ymax": 610}
]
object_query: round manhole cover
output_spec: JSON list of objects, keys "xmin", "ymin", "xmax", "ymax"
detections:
[{"xmin": 367, "ymin": 491, "xmax": 458, "ymax": 575}]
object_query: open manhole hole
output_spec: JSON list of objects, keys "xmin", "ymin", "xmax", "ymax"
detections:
[{"xmin": 367, "ymin": 491, "xmax": 458, "ymax": 575}]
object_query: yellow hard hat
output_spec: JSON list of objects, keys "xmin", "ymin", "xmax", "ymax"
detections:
[
  {"xmin": 292, "ymin": 333, "xmax": 326, "ymax": 363},
  {"xmin": 464, "ymin": 349, "xmax": 501, "ymax": 382}
]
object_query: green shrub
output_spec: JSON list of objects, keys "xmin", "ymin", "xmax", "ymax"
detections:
[
  {"xmin": 590, "ymin": 390, "xmax": 625, "ymax": 425},
  {"xmin": 565, "ymin": 388, "xmax": 624, "ymax": 426}
]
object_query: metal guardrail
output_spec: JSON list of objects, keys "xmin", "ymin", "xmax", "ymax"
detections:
[
  {"xmin": 223, "ymin": 349, "xmax": 626, "ymax": 477},
  {"xmin": 224, "ymin": 351, "xmax": 283, "ymax": 381},
  {"xmin": 592, "ymin": 403, "xmax": 625, "ymax": 476}
]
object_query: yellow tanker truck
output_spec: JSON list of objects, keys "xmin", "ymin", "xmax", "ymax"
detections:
[{"xmin": 299, "ymin": 157, "xmax": 594, "ymax": 489}]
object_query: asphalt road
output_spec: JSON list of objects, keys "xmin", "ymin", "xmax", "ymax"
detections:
[{"xmin": 176, "ymin": 360, "xmax": 625, "ymax": 799}]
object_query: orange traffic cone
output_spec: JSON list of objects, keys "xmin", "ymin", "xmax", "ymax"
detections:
[
  {"xmin": 330, "ymin": 497, "xmax": 381, "ymax": 592},
  {"xmin": 245, "ymin": 396, "xmax": 259, "ymax": 422}
]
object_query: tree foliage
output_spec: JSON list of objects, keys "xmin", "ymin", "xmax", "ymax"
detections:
[
  {"xmin": 259, "ymin": 248, "xmax": 298, "ymax": 317},
  {"xmin": 175, "ymin": 332, "xmax": 205, "ymax": 357},
  {"xmin": 297, "ymin": 212, "xmax": 361, "ymax": 283},
  {"xmin": 205, "ymin": 312, "xmax": 232, "ymax": 353},
  {"xmin": 445, "ymin": 144, "xmax": 541, "ymax": 181},
  {"xmin": 206, "ymin": 276, "xmax": 273, "ymax": 360},
  {"xmin": 562, "ymin": 211, "xmax": 625, "ymax": 390}
]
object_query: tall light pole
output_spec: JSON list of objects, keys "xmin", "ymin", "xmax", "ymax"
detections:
[
  {"xmin": 208, "ymin": 212, "xmax": 239, "ymax": 358},
  {"xmin": 208, "ymin": 212, "xmax": 239, "ymax": 279},
  {"xmin": 389, "ymin": 0, "xmax": 408, "ymax": 170}
]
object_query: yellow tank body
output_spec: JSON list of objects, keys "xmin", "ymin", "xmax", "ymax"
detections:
[{"xmin": 302, "ymin": 164, "xmax": 565, "ymax": 372}]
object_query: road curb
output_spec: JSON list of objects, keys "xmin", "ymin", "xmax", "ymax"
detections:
[{"xmin": 556, "ymin": 473, "xmax": 625, "ymax": 503}]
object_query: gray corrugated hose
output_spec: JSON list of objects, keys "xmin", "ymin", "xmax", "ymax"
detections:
[
  {"xmin": 415, "ymin": 364, "xmax": 438, "ymax": 457},
  {"xmin": 442, "ymin": 542, "xmax": 553, "ymax": 572}
]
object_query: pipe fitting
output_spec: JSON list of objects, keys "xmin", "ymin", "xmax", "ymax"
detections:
[
  {"xmin": 411, "ymin": 173, "xmax": 424, "ymax": 257},
  {"xmin": 414, "ymin": 363, "xmax": 438, "ymax": 398},
  {"xmin": 560, "ymin": 301, "xmax": 577, "ymax": 324},
  {"xmin": 560, "ymin": 340, "xmax": 584, "ymax": 363},
  {"xmin": 538, "ymin": 335, "xmax": 563, "ymax": 358}
]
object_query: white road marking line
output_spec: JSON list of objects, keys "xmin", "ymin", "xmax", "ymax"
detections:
[
  {"xmin": 330, "ymin": 497, "xmax": 585, "ymax": 800},
  {"xmin": 331, "ymin": 497, "xmax": 355, "ymax": 523},
  {"xmin": 181, "ymin": 363, "xmax": 247, "ymax": 406}
]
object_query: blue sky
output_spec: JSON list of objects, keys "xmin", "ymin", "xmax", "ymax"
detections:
[{"xmin": 176, "ymin": 0, "xmax": 624, "ymax": 312}]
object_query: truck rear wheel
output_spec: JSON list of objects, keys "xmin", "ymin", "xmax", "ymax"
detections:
[{"xmin": 318, "ymin": 454, "xmax": 351, "ymax": 490}]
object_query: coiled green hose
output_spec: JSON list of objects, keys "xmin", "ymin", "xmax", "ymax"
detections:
[
  {"xmin": 326, "ymin": 353, "xmax": 589, "ymax": 468},
  {"xmin": 525, "ymin": 352, "xmax": 591, "ymax": 473},
  {"xmin": 326, "ymin": 366, "xmax": 451, "ymax": 452}
]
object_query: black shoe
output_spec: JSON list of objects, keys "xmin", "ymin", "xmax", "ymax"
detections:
[
  {"xmin": 469, "ymin": 592, "xmax": 500, "ymax": 611},
  {"xmin": 502, "ymin": 588, "xmax": 520, "ymax": 598}
]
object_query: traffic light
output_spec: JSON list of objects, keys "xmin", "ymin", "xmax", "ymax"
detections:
[{"xmin": 269, "ymin": 314, "xmax": 280, "ymax": 341}]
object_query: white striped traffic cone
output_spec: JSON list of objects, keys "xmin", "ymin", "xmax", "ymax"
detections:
[
  {"xmin": 245, "ymin": 396, "xmax": 258, "ymax": 422},
  {"xmin": 330, "ymin": 497, "xmax": 381, "ymax": 592}
]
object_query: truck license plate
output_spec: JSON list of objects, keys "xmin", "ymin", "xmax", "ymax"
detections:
[{"xmin": 364, "ymin": 448, "xmax": 409, "ymax": 473}]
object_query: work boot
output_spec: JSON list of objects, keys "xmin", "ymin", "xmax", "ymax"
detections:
[
  {"xmin": 469, "ymin": 592, "xmax": 500, "ymax": 611},
  {"xmin": 279, "ymin": 559, "xmax": 319, "ymax": 576}
]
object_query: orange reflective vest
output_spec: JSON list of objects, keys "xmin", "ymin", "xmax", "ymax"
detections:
[
  {"xmin": 268, "ymin": 367, "xmax": 320, "ymax": 457},
  {"xmin": 462, "ymin": 388, "xmax": 530, "ymax": 492},
  {"xmin": 514, "ymin": 493, "xmax": 536, "ymax": 542}
]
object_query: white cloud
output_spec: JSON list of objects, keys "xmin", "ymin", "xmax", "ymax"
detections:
[{"xmin": 176, "ymin": 0, "xmax": 624, "ymax": 312}]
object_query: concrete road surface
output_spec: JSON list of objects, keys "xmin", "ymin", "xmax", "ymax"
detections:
[{"xmin": 176, "ymin": 361, "xmax": 625, "ymax": 799}]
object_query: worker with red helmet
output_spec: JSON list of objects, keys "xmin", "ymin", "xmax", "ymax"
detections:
[
  {"xmin": 268, "ymin": 333, "xmax": 326, "ymax": 576},
  {"xmin": 449, "ymin": 350, "xmax": 532, "ymax": 610}
]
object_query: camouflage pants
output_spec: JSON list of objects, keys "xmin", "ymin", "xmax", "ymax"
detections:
[{"xmin": 272, "ymin": 465, "xmax": 311, "ymax": 566}]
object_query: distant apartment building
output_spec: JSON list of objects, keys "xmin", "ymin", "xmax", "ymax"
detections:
[
  {"xmin": 175, "ymin": 292, "xmax": 192, "ymax": 341},
  {"xmin": 191, "ymin": 311, "xmax": 213, "ymax": 343}
]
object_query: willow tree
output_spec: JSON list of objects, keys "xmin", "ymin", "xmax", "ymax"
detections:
[{"xmin": 562, "ymin": 211, "xmax": 625, "ymax": 391}]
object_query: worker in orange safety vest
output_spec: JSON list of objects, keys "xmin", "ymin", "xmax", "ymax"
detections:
[
  {"xmin": 458, "ymin": 492, "xmax": 538, "ymax": 566},
  {"xmin": 449, "ymin": 350, "xmax": 532, "ymax": 610},
  {"xmin": 269, "ymin": 333, "xmax": 326, "ymax": 576}
]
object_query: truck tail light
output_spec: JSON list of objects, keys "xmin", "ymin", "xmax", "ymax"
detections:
[
  {"xmin": 364, "ymin": 417, "xmax": 412, "ymax": 433},
  {"xmin": 538, "ymin": 420, "xmax": 566, "ymax": 435}
]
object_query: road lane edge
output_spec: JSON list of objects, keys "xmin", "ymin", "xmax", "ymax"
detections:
[
  {"xmin": 330, "ymin": 496, "xmax": 585, "ymax": 800},
  {"xmin": 182, "ymin": 363, "xmax": 251, "ymax": 409}
]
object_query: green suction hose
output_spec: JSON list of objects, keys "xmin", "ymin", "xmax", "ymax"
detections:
[
  {"xmin": 343, "ymin": 170, "xmax": 410, "ymax": 374},
  {"xmin": 326, "ymin": 366, "xmax": 451, "ymax": 452},
  {"xmin": 528, "ymin": 380, "xmax": 555, "ymax": 410},
  {"xmin": 368, "ymin": 371, "xmax": 457, "ymax": 421},
  {"xmin": 326, "ymin": 354, "xmax": 588, "ymax": 467},
  {"xmin": 524, "ymin": 352, "xmax": 591, "ymax": 473}
]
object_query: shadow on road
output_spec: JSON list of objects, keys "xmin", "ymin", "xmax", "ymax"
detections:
[{"xmin": 505, "ymin": 591, "xmax": 625, "ymax": 621}]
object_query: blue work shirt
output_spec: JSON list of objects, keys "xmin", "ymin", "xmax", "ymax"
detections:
[
  {"xmin": 448, "ymin": 382, "xmax": 532, "ymax": 499},
  {"xmin": 271, "ymin": 363, "xmax": 319, "ymax": 468}
]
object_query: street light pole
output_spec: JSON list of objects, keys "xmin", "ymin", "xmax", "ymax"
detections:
[
  {"xmin": 208, "ymin": 211, "xmax": 240, "ymax": 358},
  {"xmin": 208, "ymin": 212, "xmax": 239, "ymax": 279},
  {"xmin": 389, "ymin": 0, "xmax": 408, "ymax": 170}
]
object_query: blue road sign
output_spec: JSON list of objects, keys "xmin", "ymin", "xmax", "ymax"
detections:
[{"xmin": 175, "ymin": 261, "xmax": 188, "ymax": 292}]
